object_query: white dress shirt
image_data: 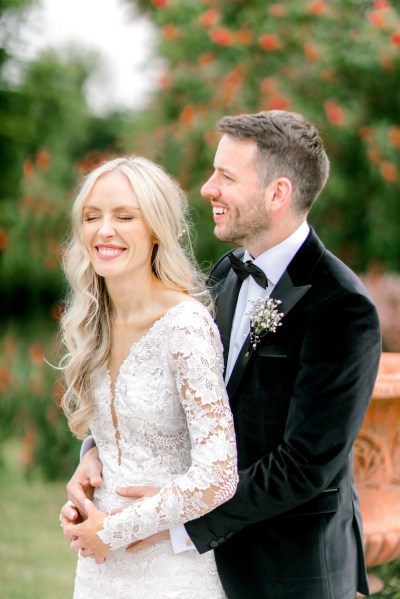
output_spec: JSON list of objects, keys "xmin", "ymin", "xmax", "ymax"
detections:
[{"xmin": 170, "ymin": 221, "xmax": 310, "ymax": 554}]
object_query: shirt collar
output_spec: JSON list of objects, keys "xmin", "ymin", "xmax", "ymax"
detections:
[{"xmin": 243, "ymin": 221, "xmax": 310, "ymax": 286}]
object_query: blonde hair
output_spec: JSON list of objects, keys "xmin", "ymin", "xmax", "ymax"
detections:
[{"xmin": 60, "ymin": 156, "xmax": 212, "ymax": 439}]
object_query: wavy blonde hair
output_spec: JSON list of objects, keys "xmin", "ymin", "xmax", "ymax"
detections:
[{"xmin": 60, "ymin": 156, "xmax": 212, "ymax": 439}]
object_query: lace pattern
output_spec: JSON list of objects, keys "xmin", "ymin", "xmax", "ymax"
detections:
[
  {"xmin": 95, "ymin": 301, "xmax": 238, "ymax": 549},
  {"xmin": 73, "ymin": 301, "xmax": 237, "ymax": 598}
]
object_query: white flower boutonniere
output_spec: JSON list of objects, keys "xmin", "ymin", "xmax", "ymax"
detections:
[{"xmin": 245, "ymin": 297, "xmax": 284, "ymax": 356}]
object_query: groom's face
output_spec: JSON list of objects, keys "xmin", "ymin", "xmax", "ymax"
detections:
[{"xmin": 201, "ymin": 135, "xmax": 272, "ymax": 255}]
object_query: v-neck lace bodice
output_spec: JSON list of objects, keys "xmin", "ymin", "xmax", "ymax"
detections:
[{"xmin": 74, "ymin": 301, "xmax": 237, "ymax": 599}]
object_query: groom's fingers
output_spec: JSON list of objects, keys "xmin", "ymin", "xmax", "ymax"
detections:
[
  {"xmin": 125, "ymin": 530, "xmax": 169, "ymax": 553},
  {"xmin": 116, "ymin": 485, "xmax": 160, "ymax": 498}
]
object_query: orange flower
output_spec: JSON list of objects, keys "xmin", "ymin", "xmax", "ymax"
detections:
[
  {"xmin": 324, "ymin": 100, "xmax": 345, "ymax": 126},
  {"xmin": 54, "ymin": 380, "xmax": 66, "ymax": 405},
  {"xmin": 388, "ymin": 126, "xmax": 400, "ymax": 149},
  {"xmin": 359, "ymin": 127, "xmax": 373, "ymax": 141},
  {"xmin": 379, "ymin": 53, "xmax": 394, "ymax": 70},
  {"xmin": 320, "ymin": 69, "xmax": 336, "ymax": 83},
  {"xmin": 180, "ymin": 105, "xmax": 195, "ymax": 125},
  {"xmin": 261, "ymin": 78, "xmax": 277, "ymax": 94},
  {"xmin": 209, "ymin": 27, "xmax": 233, "ymax": 46},
  {"xmin": 198, "ymin": 52, "xmax": 216, "ymax": 66},
  {"xmin": 268, "ymin": 4, "xmax": 287, "ymax": 17},
  {"xmin": 161, "ymin": 25, "xmax": 180, "ymax": 41},
  {"xmin": 199, "ymin": 8, "xmax": 220, "ymax": 27},
  {"xmin": 29, "ymin": 343, "xmax": 45, "ymax": 366},
  {"xmin": 368, "ymin": 147, "xmax": 380, "ymax": 164},
  {"xmin": 234, "ymin": 29, "xmax": 252, "ymax": 44},
  {"xmin": 266, "ymin": 96, "xmax": 291, "ymax": 111},
  {"xmin": 380, "ymin": 161, "xmax": 398, "ymax": 183},
  {"xmin": 36, "ymin": 148, "xmax": 51, "ymax": 170},
  {"xmin": 374, "ymin": 0, "xmax": 390, "ymax": 8},
  {"xmin": 0, "ymin": 229, "xmax": 9, "ymax": 250},
  {"xmin": 23, "ymin": 158, "xmax": 34, "ymax": 179},
  {"xmin": 390, "ymin": 30, "xmax": 400, "ymax": 47},
  {"xmin": 5, "ymin": 338, "xmax": 17, "ymax": 358},
  {"xmin": 368, "ymin": 10, "xmax": 386, "ymax": 28},
  {"xmin": 304, "ymin": 42, "xmax": 320, "ymax": 62},
  {"xmin": 259, "ymin": 34, "xmax": 281, "ymax": 51},
  {"xmin": 0, "ymin": 366, "xmax": 11, "ymax": 392},
  {"xmin": 307, "ymin": 1, "xmax": 328, "ymax": 15}
]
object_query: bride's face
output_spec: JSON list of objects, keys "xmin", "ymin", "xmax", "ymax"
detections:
[{"xmin": 81, "ymin": 170, "xmax": 156, "ymax": 282}]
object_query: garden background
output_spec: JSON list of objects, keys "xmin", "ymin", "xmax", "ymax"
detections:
[{"xmin": 1, "ymin": 0, "xmax": 400, "ymax": 596}]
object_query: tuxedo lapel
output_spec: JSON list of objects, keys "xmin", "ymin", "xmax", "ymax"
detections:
[
  {"xmin": 215, "ymin": 268, "xmax": 242, "ymax": 369},
  {"xmin": 226, "ymin": 228, "xmax": 324, "ymax": 399},
  {"xmin": 226, "ymin": 271, "xmax": 311, "ymax": 399}
]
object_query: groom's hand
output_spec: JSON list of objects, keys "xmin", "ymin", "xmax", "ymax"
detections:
[
  {"xmin": 115, "ymin": 485, "xmax": 169, "ymax": 552},
  {"xmin": 67, "ymin": 446, "xmax": 103, "ymax": 517}
]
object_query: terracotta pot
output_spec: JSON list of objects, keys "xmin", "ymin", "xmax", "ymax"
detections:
[{"xmin": 354, "ymin": 352, "xmax": 400, "ymax": 572}]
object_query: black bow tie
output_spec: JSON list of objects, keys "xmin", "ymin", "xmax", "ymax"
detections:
[{"xmin": 228, "ymin": 252, "xmax": 268, "ymax": 289}]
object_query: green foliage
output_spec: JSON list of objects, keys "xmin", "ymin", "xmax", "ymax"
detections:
[
  {"xmin": 2, "ymin": 0, "xmax": 400, "ymax": 479},
  {"xmin": 0, "ymin": 322, "xmax": 80, "ymax": 479},
  {"xmin": 125, "ymin": 0, "xmax": 400, "ymax": 272}
]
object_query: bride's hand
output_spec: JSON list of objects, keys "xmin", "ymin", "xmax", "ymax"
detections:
[{"xmin": 70, "ymin": 499, "xmax": 110, "ymax": 564}]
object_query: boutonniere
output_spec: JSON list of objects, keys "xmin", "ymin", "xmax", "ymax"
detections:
[{"xmin": 245, "ymin": 297, "xmax": 284, "ymax": 356}]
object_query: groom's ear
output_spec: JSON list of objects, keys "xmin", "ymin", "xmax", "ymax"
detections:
[{"xmin": 267, "ymin": 177, "xmax": 292, "ymax": 212}]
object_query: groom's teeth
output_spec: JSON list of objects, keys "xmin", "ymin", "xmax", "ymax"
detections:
[{"xmin": 213, "ymin": 207, "xmax": 227, "ymax": 215}]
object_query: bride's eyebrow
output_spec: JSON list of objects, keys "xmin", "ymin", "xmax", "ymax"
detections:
[{"xmin": 83, "ymin": 205, "xmax": 141, "ymax": 212}]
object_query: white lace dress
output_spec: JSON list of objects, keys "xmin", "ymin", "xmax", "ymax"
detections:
[{"xmin": 73, "ymin": 301, "xmax": 238, "ymax": 599}]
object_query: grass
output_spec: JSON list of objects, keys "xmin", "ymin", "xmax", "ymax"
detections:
[
  {"xmin": 0, "ymin": 439, "xmax": 399, "ymax": 598},
  {"xmin": 0, "ymin": 440, "xmax": 76, "ymax": 599}
]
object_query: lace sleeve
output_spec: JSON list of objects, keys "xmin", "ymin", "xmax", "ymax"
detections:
[{"xmin": 98, "ymin": 303, "xmax": 238, "ymax": 550}]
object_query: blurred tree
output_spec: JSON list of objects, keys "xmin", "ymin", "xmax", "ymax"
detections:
[
  {"xmin": 0, "ymin": 46, "xmax": 130, "ymax": 320},
  {"xmin": 123, "ymin": 0, "xmax": 400, "ymax": 272},
  {"xmin": 2, "ymin": 0, "xmax": 400, "ymax": 479}
]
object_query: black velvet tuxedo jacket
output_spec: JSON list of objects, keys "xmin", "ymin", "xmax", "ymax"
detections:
[{"xmin": 185, "ymin": 228, "xmax": 381, "ymax": 599}]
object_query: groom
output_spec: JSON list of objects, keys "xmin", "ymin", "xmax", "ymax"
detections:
[{"xmin": 62, "ymin": 110, "xmax": 381, "ymax": 598}]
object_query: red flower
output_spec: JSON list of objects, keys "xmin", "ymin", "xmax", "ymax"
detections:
[
  {"xmin": 368, "ymin": 10, "xmax": 386, "ymax": 28},
  {"xmin": 307, "ymin": 1, "xmax": 328, "ymax": 15},
  {"xmin": 0, "ymin": 366, "xmax": 11, "ymax": 392},
  {"xmin": 259, "ymin": 34, "xmax": 281, "ymax": 51},
  {"xmin": 161, "ymin": 25, "xmax": 180, "ymax": 41},
  {"xmin": 152, "ymin": 0, "xmax": 168, "ymax": 6},
  {"xmin": 180, "ymin": 105, "xmax": 195, "ymax": 125},
  {"xmin": 266, "ymin": 96, "xmax": 291, "ymax": 111},
  {"xmin": 209, "ymin": 27, "xmax": 233, "ymax": 46},
  {"xmin": 324, "ymin": 100, "xmax": 344, "ymax": 126},
  {"xmin": 390, "ymin": 30, "xmax": 400, "ymax": 47},
  {"xmin": 199, "ymin": 8, "xmax": 220, "ymax": 27},
  {"xmin": 374, "ymin": 0, "xmax": 390, "ymax": 8},
  {"xmin": 0, "ymin": 229, "xmax": 9, "ymax": 250}
]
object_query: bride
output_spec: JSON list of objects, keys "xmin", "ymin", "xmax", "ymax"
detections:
[{"xmin": 58, "ymin": 156, "xmax": 238, "ymax": 598}]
